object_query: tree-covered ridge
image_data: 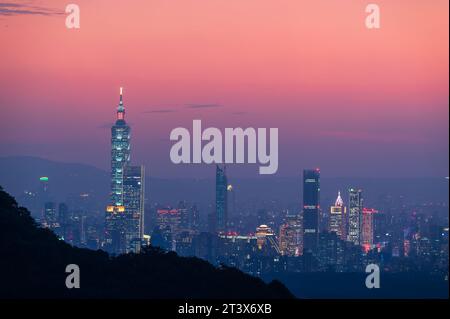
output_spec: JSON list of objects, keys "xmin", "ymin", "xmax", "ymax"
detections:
[{"xmin": 0, "ymin": 186, "xmax": 293, "ymax": 299}]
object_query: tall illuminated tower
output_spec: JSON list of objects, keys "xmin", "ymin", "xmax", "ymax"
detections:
[
  {"xmin": 302, "ymin": 168, "xmax": 320, "ymax": 254},
  {"xmin": 110, "ymin": 87, "xmax": 131, "ymax": 206},
  {"xmin": 215, "ymin": 165, "xmax": 228, "ymax": 233},
  {"xmin": 361, "ymin": 208, "xmax": 377, "ymax": 251},
  {"xmin": 105, "ymin": 87, "xmax": 131, "ymax": 254},
  {"xmin": 348, "ymin": 188, "xmax": 363, "ymax": 245}
]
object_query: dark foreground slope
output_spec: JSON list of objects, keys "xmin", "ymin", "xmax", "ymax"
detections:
[{"xmin": 0, "ymin": 186, "xmax": 293, "ymax": 299}]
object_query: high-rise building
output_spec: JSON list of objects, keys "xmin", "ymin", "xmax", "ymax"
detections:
[
  {"xmin": 177, "ymin": 201, "xmax": 190, "ymax": 231},
  {"xmin": 279, "ymin": 214, "xmax": 302, "ymax": 256},
  {"xmin": 123, "ymin": 165, "xmax": 145, "ymax": 253},
  {"xmin": 105, "ymin": 205, "xmax": 126, "ymax": 253},
  {"xmin": 348, "ymin": 188, "xmax": 363, "ymax": 245},
  {"xmin": 373, "ymin": 210, "xmax": 387, "ymax": 245},
  {"xmin": 37, "ymin": 176, "xmax": 51, "ymax": 214},
  {"xmin": 110, "ymin": 87, "xmax": 131, "ymax": 206},
  {"xmin": 329, "ymin": 191, "xmax": 347, "ymax": 241},
  {"xmin": 190, "ymin": 204, "xmax": 200, "ymax": 232},
  {"xmin": 105, "ymin": 88, "xmax": 131, "ymax": 254},
  {"xmin": 215, "ymin": 165, "xmax": 228, "ymax": 233},
  {"xmin": 156, "ymin": 208, "xmax": 182, "ymax": 250},
  {"xmin": 279, "ymin": 224, "xmax": 288, "ymax": 254},
  {"xmin": 39, "ymin": 176, "xmax": 49, "ymax": 197},
  {"xmin": 361, "ymin": 208, "xmax": 377, "ymax": 251},
  {"xmin": 43, "ymin": 201, "xmax": 57, "ymax": 229},
  {"xmin": 227, "ymin": 184, "xmax": 238, "ymax": 231},
  {"xmin": 318, "ymin": 231, "xmax": 346, "ymax": 272},
  {"xmin": 302, "ymin": 168, "xmax": 320, "ymax": 254},
  {"xmin": 156, "ymin": 208, "xmax": 182, "ymax": 235},
  {"xmin": 58, "ymin": 203, "xmax": 69, "ymax": 239}
]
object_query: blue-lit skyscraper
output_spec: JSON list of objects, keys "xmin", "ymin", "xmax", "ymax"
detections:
[
  {"xmin": 302, "ymin": 168, "xmax": 320, "ymax": 255},
  {"xmin": 105, "ymin": 88, "xmax": 131, "ymax": 254},
  {"xmin": 110, "ymin": 87, "xmax": 131, "ymax": 206}
]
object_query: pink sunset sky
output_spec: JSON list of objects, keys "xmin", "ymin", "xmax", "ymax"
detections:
[{"xmin": 0, "ymin": 0, "xmax": 448, "ymax": 178}]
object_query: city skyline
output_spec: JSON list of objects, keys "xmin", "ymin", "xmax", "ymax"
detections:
[
  {"xmin": 0, "ymin": 0, "xmax": 448, "ymax": 178},
  {"xmin": 0, "ymin": 81, "xmax": 447, "ymax": 299},
  {"xmin": 0, "ymin": 0, "xmax": 448, "ymax": 303}
]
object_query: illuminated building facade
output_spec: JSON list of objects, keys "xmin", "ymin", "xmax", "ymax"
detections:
[
  {"xmin": 156, "ymin": 208, "xmax": 182, "ymax": 235},
  {"xmin": 361, "ymin": 208, "xmax": 378, "ymax": 251},
  {"xmin": 123, "ymin": 165, "xmax": 145, "ymax": 253},
  {"xmin": 348, "ymin": 188, "xmax": 363, "ymax": 245},
  {"xmin": 255, "ymin": 224, "xmax": 280, "ymax": 255},
  {"xmin": 105, "ymin": 88, "xmax": 145, "ymax": 254},
  {"xmin": 110, "ymin": 87, "xmax": 130, "ymax": 206},
  {"xmin": 105, "ymin": 205, "xmax": 126, "ymax": 253},
  {"xmin": 302, "ymin": 169, "xmax": 320, "ymax": 254},
  {"xmin": 329, "ymin": 191, "xmax": 347, "ymax": 241},
  {"xmin": 43, "ymin": 201, "xmax": 57, "ymax": 229},
  {"xmin": 279, "ymin": 214, "xmax": 302, "ymax": 256},
  {"xmin": 155, "ymin": 208, "xmax": 183, "ymax": 251}
]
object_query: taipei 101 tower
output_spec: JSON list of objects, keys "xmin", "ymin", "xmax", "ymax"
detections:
[
  {"xmin": 105, "ymin": 88, "xmax": 133, "ymax": 254},
  {"xmin": 110, "ymin": 87, "xmax": 131, "ymax": 206},
  {"xmin": 105, "ymin": 87, "xmax": 145, "ymax": 254}
]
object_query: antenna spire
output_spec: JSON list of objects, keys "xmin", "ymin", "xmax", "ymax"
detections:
[
  {"xmin": 335, "ymin": 191, "xmax": 344, "ymax": 206},
  {"xmin": 117, "ymin": 87, "xmax": 125, "ymax": 120}
]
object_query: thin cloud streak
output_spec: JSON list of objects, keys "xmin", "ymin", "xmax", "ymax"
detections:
[
  {"xmin": 143, "ymin": 109, "xmax": 177, "ymax": 114},
  {"xmin": 186, "ymin": 103, "xmax": 222, "ymax": 109},
  {"xmin": 0, "ymin": 2, "xmax": 64, "ymax": 16}
]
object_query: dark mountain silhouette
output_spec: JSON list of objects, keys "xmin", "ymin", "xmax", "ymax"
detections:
[{"xmin": 0, "ymin": 186, "xmax": 293, "ymax": 299}]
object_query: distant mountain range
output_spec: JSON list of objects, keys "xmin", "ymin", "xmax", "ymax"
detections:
[{"xmin": 0, "ymin": 156, "xmax": 448, "ymax": 215}]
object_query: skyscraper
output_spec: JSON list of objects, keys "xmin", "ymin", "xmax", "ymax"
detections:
[
  {"xmin": 156, "ymin": 208, "xmax": 182, "ymax": 250},
  {"xmin": 110, "ymin": 87, "xmax": 131, "ymax": 206},
  {"xmin": 348, "ymin": 188, "xmax": 363, "ymax": 245},
  {"xmin": 105, "ymin": 88, "xmax": 131, "ymax": 254},
  {"xmin": 279, "ymin": 214, "xmax": 302, "ymax": 256},
  {"xmin": 302, "ymin": 168, "xmax": 320, "ymax": 255},
  {"xmin": 329, "ymin": 191, "xmax": 347, "ymax": 241},
  {"xmin": 215, "ymin": 165, "xmax": 228, "ymax": 233},
  {"xmin": 361, "ymin": 208, "xmax": 377, "ymax": 251},
  {"xmin": 178, "ymin": 201, "xmax": 190, "ymax": 231},
  {"xmin": 105, "ymin": 204, "xmax": 126, "ymax": 253},
  {"xmin": 190, "ymin": 204, "xmax": 200, "ymax": 232},
  {"xmin": 317, "ymin": 231, "xmax": 345, "ymax": 272},
  {"xmin": 58, "ymin": 203, "xmax": 69, "ymax": 239},
  {"xmin": 227, "ymin": 184, "xmax": 236, "ymax": 230},
  {"xmin": 43, "ymin": 201, "xmax": 57, "ymax": 229},
  {"xmin": 123, "ymin": 165, "xmax": 145, "ymax": 253},
  {"xmin": 37, "ymin": 176, "xmax": 51, "ymax": 213}
]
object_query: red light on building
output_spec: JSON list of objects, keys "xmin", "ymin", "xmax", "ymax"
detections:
[
  {"xmin": 362, "ymin": 243, "xmax": 371, "ymax": 253},
  {"xmin": 363, "ymin": 208, "xmax": 378, "ymax": 214},
  {"xmin": 157, "ymin": 209, "xmax": 179, "ymax": 215},
  {"xmin": 226, "ymin": 231, "xmax": 238, "ymax": 236}
]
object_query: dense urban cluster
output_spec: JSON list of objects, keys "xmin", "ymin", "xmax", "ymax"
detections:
[{"xmin": 24, "ymin": 90, "xmax": 449, "ymax": 280}]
